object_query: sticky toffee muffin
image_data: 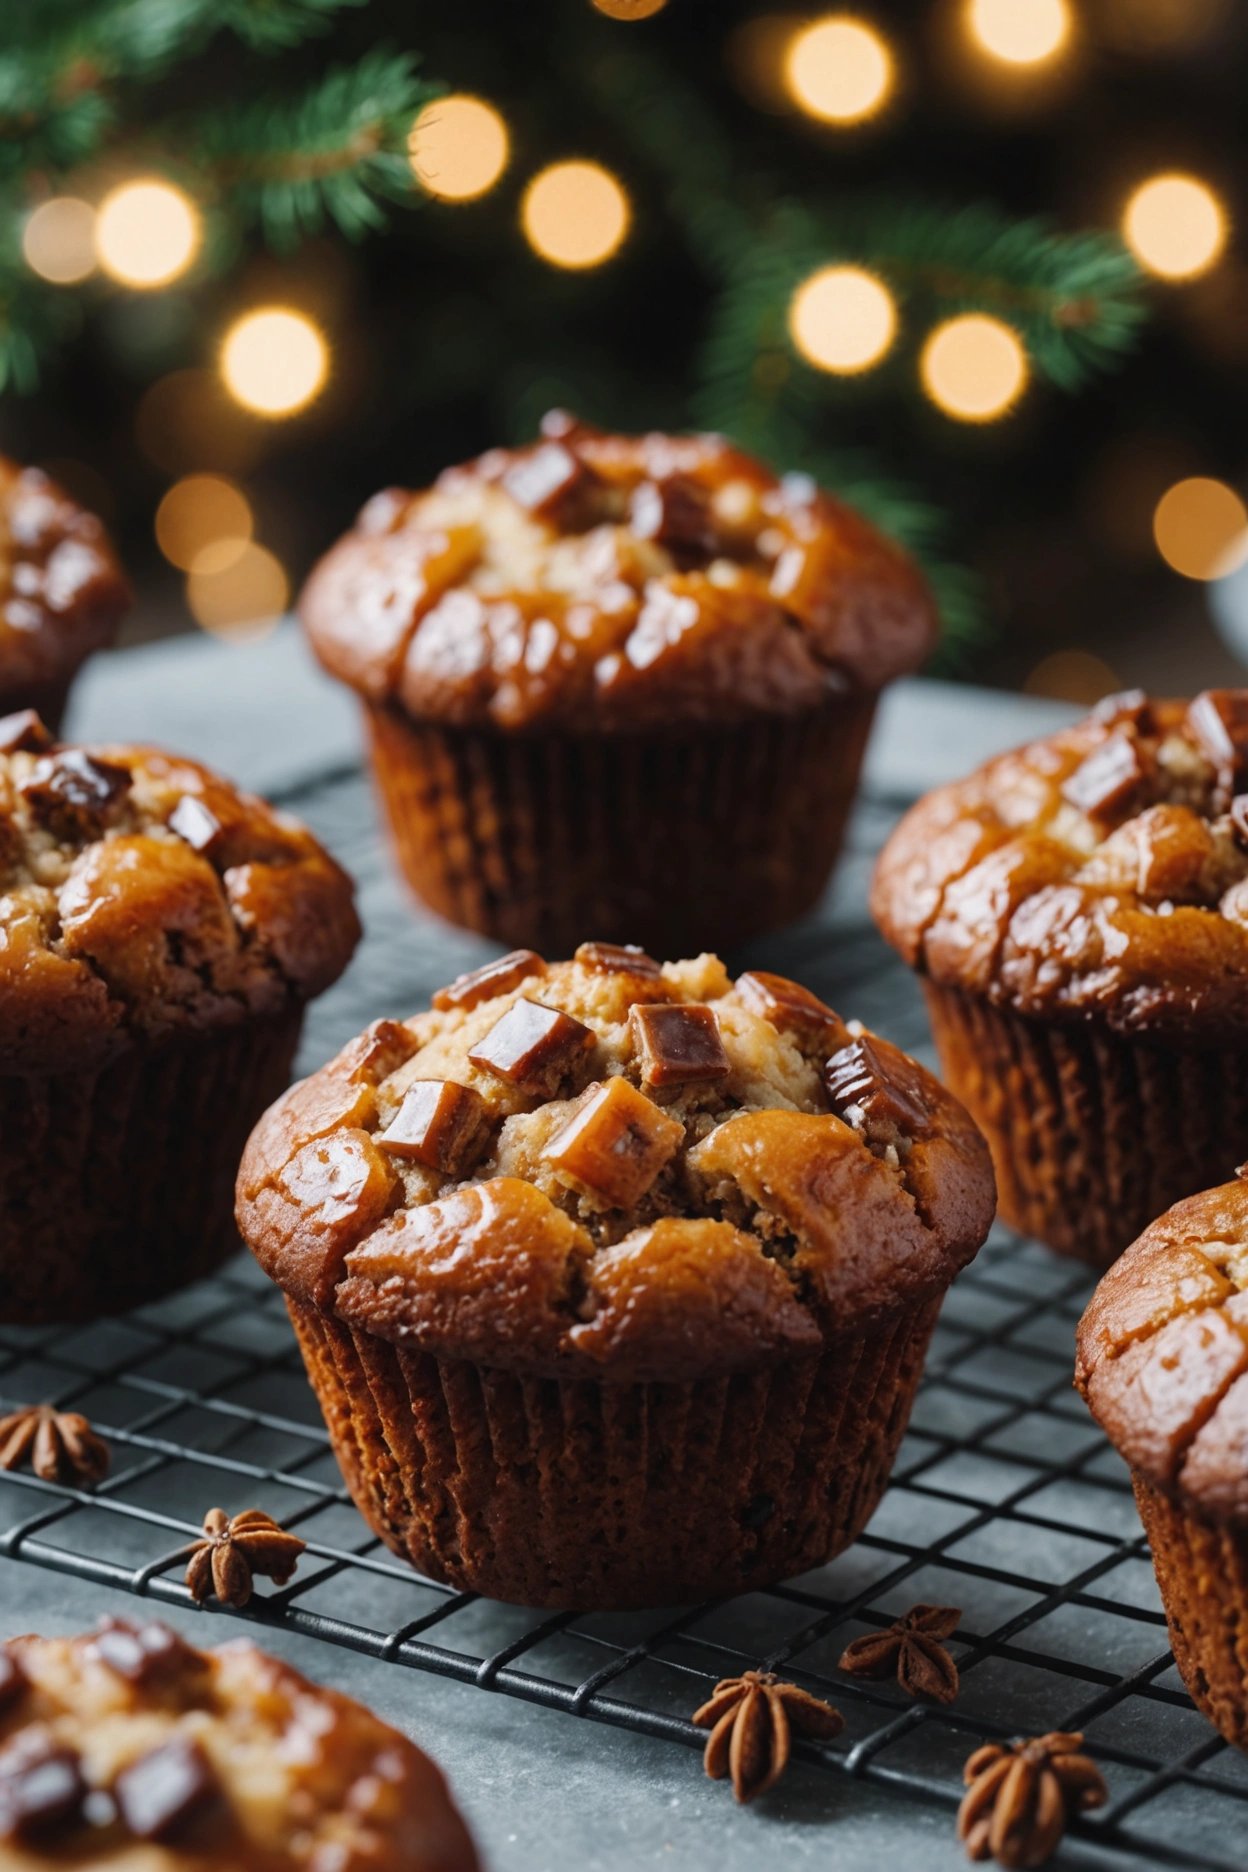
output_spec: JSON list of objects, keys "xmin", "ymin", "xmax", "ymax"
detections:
[
  {"xmin": 1076, "ymin": 1173, "xmax": 1248, "ymax": 1752},
  {"xmin": 299, "ymin": 414, "xmax": 936, "ymax": 955},
  {"xmin": 0, "ymin": 460, "xmax": 129, "ymax": 732},
  {"xmin": 0, "ymin": 716, "xmax": 360, "ymax": 1321},
  {"xmin": 237, "ymin": 945, "xmax": 994, "ymax": 1609},
  {"xmin": 873, "ymin": 689, "xmax": 1248, "ymax": 1267},
  {"xmin": 0, "ymin": 1619, "xmax": 479, "ymax": 1869}
]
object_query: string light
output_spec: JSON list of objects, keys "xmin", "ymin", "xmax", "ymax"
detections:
[
  {"xmin": 965, "ymin": 0, "xmax": 1071, "ymax": 66},
  {"xmin": 186, "ymin": 542, "xmax": 289, "ymax": 642},
  {"xmin": 789, "ymin": 266, "xmax": 896, "ymax": 373},
  {"xmin": 409, "ymin": 96, "xmax": 509, "ymax": 202},
  {"xmin": 220, "ymin": 309, "xmax": 328, "ymax": 417},
  {"xmin": 95, "ymin": 180, "xmax": 200, "ymax": 289},
  {"xmin": 522, "ymin": 162, "xmax": 631, "ymax": 269},
  {"xmin": 920, "ymin": 314, "xmax": 1028, "ymax": 422},
  {"xmin": 785, "ymin": 17, "xmax": 893, "ymax": 124},
  {"xmin": 1123, "ymin": 174, "xmax": 1227, "ymax": 281},
  {"xmin": 591, "ymin": 0, "xmax": 667, "ymax": 15},
  {"xmin": 1025, "ymin": 650, "xmax": 1121, "ymax": 705},
  {"xmin": 1154, "ymin": 477, "xmax": 1248, "ymax": 580},
  {"xmin": 155, "ymin": 476, "xmax": 253, "ymax": 573},
  {"xmin": 22, "ymin": 199, "xmax": 96, "ymax": 284}
]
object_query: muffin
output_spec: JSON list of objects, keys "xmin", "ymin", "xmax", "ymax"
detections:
[
  {"xmin": 0, "ymin": 1617, "xmax": 479, "ymax": 1868},
  {"xmin": 0, "ymin": 460, "xmax": 130, "ymax": 732},
  {"xmin": 299, "ymin": 412, "xmax": 936, "ymax": 955},
  {"xmin": 236, "ymin": 944, "xmax": 994, "ymax": 1609},
  {"xmin": 872, "ymin": 688, "xmax": 1248, "ymax": 1268},
  {"xmin": 1076, "ymin": 1172, "xmax": 1248, "ymax": 1750},
  {"xmin": 0, "ymin": 715, "xmax": 360, "ymax": 1321}
]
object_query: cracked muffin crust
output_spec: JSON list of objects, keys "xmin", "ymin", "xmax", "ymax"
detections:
[
  {"xmin": 871, "ymin": 689, "xmax": 1248, "ymax": 1266},
  {"xmin": 0, "ymin": 1619, "xmax": 479, "ymax": 1869},
  {"xmin": 237, "ymin": 946, "xmax": 993, "ymax": 1607},
  {"xmin": 0, "ymin": 461, "xmax": 130, "ymax": 730},
  {"xmin": 0, "ymin": 717, "xmax": 361, "ymax": 1321},
  {"xmin": 298, "ymin": 414, "xmax": 937, "ymax": 953},
  {"xmin": 1076, "ymin": 1175, "xmax": 1248, "ymax": 1749}
]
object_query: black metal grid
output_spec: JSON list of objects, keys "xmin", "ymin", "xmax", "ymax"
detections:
[{"xmin": 2, "ymin": 768, "xmax": 1243, "ymax": 1870}]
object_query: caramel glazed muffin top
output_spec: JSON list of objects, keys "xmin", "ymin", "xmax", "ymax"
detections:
[
  {"xmin": 297, "ymin": 412, "xmax": 937, "ymax": 733},
  {"xmin": 1076, "ymin": 1174, "xmax": 1248, "ymax": 1527},
  {"xmin": 237, "ymin": 946, "xmax": 996, "ymax": 1382},
  {"xmin": 0, "ymin": 1619, "xmax": 479, "ymax": 1869},
  {"xmin": 0, "ymin": 459, "xmax": 130, "ymax": 692},
  {"xmin": 871, "ymin": 688, "xmax": 1248, "ymax": 1045},
  {"xmin": 0, "ymin": 712, "xmax": 361, "ymax": 1075}
]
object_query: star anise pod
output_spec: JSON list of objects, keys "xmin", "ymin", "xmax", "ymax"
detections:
[
  {"xmin": 183, "ymin": 1508, "xmax": 305, "ymax": 1608},
  {"xmin": 957, "ymin": 1731, "xmax": 1107, "ymax": 1868},
  {"xmin": 691, "ymin": 1670, "xmax": 844, "ymax": 1803},
  {"xmin": 838, "ymin": 1603, "xmax": 962, "ymax": 1703},
  {"xmin": 0, "ymin": 1404, "xmax": 109, "ymax": 1486}
]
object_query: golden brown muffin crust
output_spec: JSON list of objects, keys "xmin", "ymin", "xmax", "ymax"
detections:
[
  {"xmin": 0, "ymin": 460, "xmax": 129, "ymax": 694},
  {"xmin": 237, "ymin": 948, "xmax": 995, "ymax": 1381},
  {"xmin": 871, "ymin": 690, "xmax": 1248, "ymax": 1043},
  {"xmin": 298, "ymin": 414, "xmax": 937, "ymax": 730},
  {"xmin": 0, "ymin": 727, "xmax": 361, "ymax": 1073},
  {"xmin": 0, "ymin": 1620, "xmax": 478, "ymax": 1869}
]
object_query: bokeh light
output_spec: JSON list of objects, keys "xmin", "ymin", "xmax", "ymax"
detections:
[
  {"xmin": 1025, "ymin": 650, "xmax": 1121, "ymax": 705},
  {"xmin": 1123, "ymin": 174, "xmax": 1227, "ymax": 281},
  {"xmin": 789, "ymin": 266, "xmax": 896, "ymax": 373},
  {"xmin": 591, "ymin": 0, "xmax": 667, "ymax": 15},
  {"xmin": 95, "ymin": 180, "xmax": 200, "ymax": 288},
  {"xmin": 22, "ymin": 198, "xmax": 96, "ymax": 284},
  {"xmin": 920, "ymin": 314, "xmax": 1028, "ymax": 422},
  {"xmin": 785, "ymin": 17, "xmax": 893, "ymax": 124},
  {"xmin": 522, "ymin": 162, "xmax": 631, "ymax": 269},
  {"xmin": 155, "ymin": 476, "xmax": 253, "ymax": 573},
  {"xmin": 1153, "ymin": 477, "xmax": 1248, "ymax": 580},
  {"xmin": 220, "ymin": 308, "xmax": 328, "ymax": 417},
  {"xmin": 409, "ymin": 96, "xmax": 509, "ymax": 202},
  {"xmin": 966, "ymin": 0, "xmax": 1071, "ymax": 65},
  {"xmin": 186, "ymin": 541, "xmax": 289, "ymax": 642}
]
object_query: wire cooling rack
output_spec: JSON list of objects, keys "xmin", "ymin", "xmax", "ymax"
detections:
[{"xmin": 3, "ymin": 767, "xmax": 1245, "ymax": 1872}]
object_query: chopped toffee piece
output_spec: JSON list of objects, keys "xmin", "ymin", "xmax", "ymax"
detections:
[
  {"xmin": 0, "ymin": 709, "xmax": 53, "ymax": 755},
  {"xmin": 345, "ymin": 1018, "xmax": 420, "ymax": 1085},
  {"xmin": 543, "ymin": 1076, "xmax": 684, "ymax": 1208},
  {"xmin": 691, "ymin": 1672, "xmax": 843, "ymax": 1805},
  {"xmin": 1093, "ymin": 688, "xmax": 1153, "ymax": 731},
  {"xmin": 19, "ymin": 749, "xmax": 131, "ymax": 839},
  {"xmin": 1062, "ymin": 729, "xmax": 1148, "ymax": 821},
  {"xmin": 825, "ymin": 1035, "xmax": 933, "ymax": 1138},
  {"xmin": 736, "ymin": 970, "xmax": 848, "ymax": 1048},
  {"xmin": 93, "ymin": 1619, "xmax": 201, "ymax": 1688},
  {"xmin": 114, "ymin": 1735, "xmax": 219, "ymax": 1842},
  {"xmin": 501, "ymin": 441, "xmax": 600, "ymax": 524},
  {"xmin": 1186, "ymin": 689, "xmax": 1248, "ymax": 794},
  {"xmin": 838, "ymin": 1604, "xmax": 961, "ymax": 1704},
  {"xmin": 184, "ymin": 1508, "xmax": 306, "ymax": 1609},
  {"xmin": 0, "ymin": 1403, "xmax": 109, "ymax": 1486},
  {"xmin": 629, "ymin": 1003, "xmax": 730, "ymax": 1088},
  {"xmin": 432, "ymin": 949, "xmax": 547, "ymax": 1012},
  {"xmin": 574, "ymin": 940, "xmax": 662, "ymax": 978},
  {"xmin": 378, "ymin": 1080, "xmax": 492, "ymax": 1176},
  {"xmin": 0, "ymin": 1732, "xmax": 86, "ymax": 1841},
  {"xmin": 467, "ymin": 998, "xmax": 594, "ymax": 1095},
  {"xmin": 628, "ymin": 475, "xmax": 716, "ymax": 553},
  {"xmin": 1233, "ymin": 793, "xmax": 1248, "ymax": 852},
  {"xmin": 0, "ymin": 1651, "xmax": 26, "ymax": 1712},
  {"xmin": 167, "ymin": 792, "xmax": 224, "ymax": 854},
  {"xmin": 957, "ymin": 1731, "xmax": 1107, "ymax": 1868}
]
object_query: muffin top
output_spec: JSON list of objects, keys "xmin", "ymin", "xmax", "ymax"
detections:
[
  {"xmin": 298, "ymin": 412, "xmax": 937, "ymax": 732},
  {"xmin": 238, "ymin": 947, "xmax": 994, "ymax": 1381},
  {"xmin": 0, "ymin": 714, "xmax": 360, "ymax": 1073},
  {"xmin": 871, "ymin": 688, "xmax": 1248, "ymax": 1043},
  {"xmin": 0, "ymin": 460, "xmax": 129, "ymax": 694},
  {"xmin": 0, "ymin": 1619, "xmax": 479, "ymax": 1869},
  {"xmin": 1076, "ymin": 1174, "xmax": 1248, "ymax": 1526}
]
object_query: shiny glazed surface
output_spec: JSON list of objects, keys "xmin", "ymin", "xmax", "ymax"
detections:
[{"xmin": 0, "ymin": 460, "xmax": 129, "ymax": 693}]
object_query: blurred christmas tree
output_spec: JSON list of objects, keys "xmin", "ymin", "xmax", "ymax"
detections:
[{"xmin": 0, "ymin": 0, "xmax": 1197, "ymax": 668}]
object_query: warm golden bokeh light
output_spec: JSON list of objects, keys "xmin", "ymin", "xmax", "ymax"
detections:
[
  {"xmin": 22, "ymin": 198, "xmax": 97, "ymax": 284},
  {"xmin": 220, "ymin": 308, "xmax": 328, "ymax": 417},
  {"xmin": 789, "ymin": 266, "xmax": 896, "ymax": 373},
  {"xmin": 1123, "ymin": 174, "xmax": 1227, "ymax": 281},
  {"xmin": 522, "ymin": 162, "xmax": 631, "ymax": 269},
  {"xmin": 1154, "ymin": 477, "xmax": 1248, "ymax": 580},
  {"xmin": 785, "ymin": 16, "xmax": 893, "ymax": 124},
  {"xmin": 95, "ymin": 180, "xmax": 200, "ymax": 288},
  {"xmin": 966, "ymin": 0, "xmax": 1071, "ymax": 65},
  {"xmin": 155, "ymin": 475, "xmax": 253, "ymax": 574},
  {"xmin": 409, "ymin": 95, "xmax": 509, "ymax": 202},
  {"xmin": 591, "ymin": 0, "xmax": 667, "ymax": 15},
  {"xmin": 186, "ymin": 541, "xmax": 289, "ymax": 642},
  {"xmin": 920, "ymin": 314, "xmax": 1028, "ymax": 422},
  {"xmin": 1025, "ymin": 650, "xmax": 1121, "ymax": 706}
]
